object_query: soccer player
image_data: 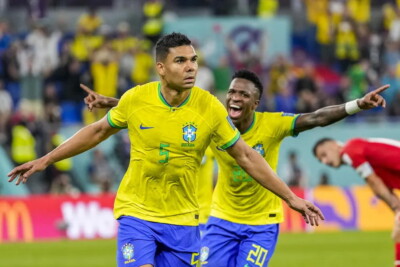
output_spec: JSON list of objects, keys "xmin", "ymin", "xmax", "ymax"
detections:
[
  {"xmin": 82, "ymin": 68, "xmax": 388, "ymax": 267},
  {"xmin": 8, "ymin": 33, "xmax": 323, "ymax": 267},
  {"xmin": 313, "ymin": 137, "xmax": 400, "ymax": 267}
]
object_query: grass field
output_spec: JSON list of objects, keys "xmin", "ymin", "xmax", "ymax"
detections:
[{"xmin": 0, "ymin": 231, "xmax": 392, "ymax": 267}]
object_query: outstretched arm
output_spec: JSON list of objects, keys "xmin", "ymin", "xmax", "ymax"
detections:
[
  {"xmin": 81, "ymin": 84, "xmax": 119, "ymax": 110},
  {"xmin": 366, "ymin": 173, "xmax": 400, "ymax": 212},
  {"xmin": 294, "ymin": 84, "xmax": 389, "ymax": 134},
  {"xmin": 8, "ymin": 117, "xmax": 120, "ymax": 185},
  {"xmin": 227, "ymin": 138, "xmax": 324, "ymax": 226}
]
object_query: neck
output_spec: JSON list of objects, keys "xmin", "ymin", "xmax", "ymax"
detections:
[
  {"xmin": 160, "ymin": 83, "xmax": 191, "ymax": 107},
  {"xmin": 235, "ymin": 112, "xmax": 255, "ymax": 134}
]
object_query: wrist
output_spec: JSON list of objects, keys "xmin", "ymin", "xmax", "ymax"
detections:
[{"xmin": 345, "ymin": 99, "xmax": 362, "ymax": 115}]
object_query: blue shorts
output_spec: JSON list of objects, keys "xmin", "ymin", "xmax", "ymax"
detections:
[
  {"xmin": 117, "ymin": 216, "xmax": 200, "ymax": 267},
  {"xmin": 200, "ymin": 216, "xmax": 279, "ymax": 267}
]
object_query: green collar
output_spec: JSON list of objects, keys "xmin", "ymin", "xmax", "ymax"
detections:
[
  {"xmin": 158, "ymin": 82, "xmax": 191, "ymax": 108},
  {"xmin": 243, "ymin": 112, "xmax": 256, "ymax": 134}
]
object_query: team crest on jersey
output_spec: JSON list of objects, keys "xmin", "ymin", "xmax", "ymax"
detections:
[
  {"xmin": 182, "ymin": 122, "xmax": 197, "ymax": 147},
  {"xmin": 253, "ymin": 143, "xmax": 265, "ymax": 157},
  {"xmin": 121, "ymin": 243, "xmax": 135, "ymax": 264},
  {"xmin": 200, "ymin": 246, "xmax": 209, "ymax": 263}
]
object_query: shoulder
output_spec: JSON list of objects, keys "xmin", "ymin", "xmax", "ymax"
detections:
[
  {"xmin": 124, "ymin": 81, "xmax": 159, "ymax": 98},
  {"xmin": 344, "ymin": 138, "xmax": 366, "ymax": 150}
]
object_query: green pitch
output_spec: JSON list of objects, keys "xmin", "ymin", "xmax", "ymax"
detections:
[{"xmin": 0, "ymin": 231, "xmax": 392, "ymax": 267}]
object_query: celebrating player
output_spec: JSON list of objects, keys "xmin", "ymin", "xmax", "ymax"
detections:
[
  {"xmin": 83, "ymin": 67, "xmax": 388, "ymax": 266},
  {"xmin": 313, "ymin": 137, "xmax": 400, "ymax": 267},
  {"xmin": 7, "ymin": 33, "xmax": 323, "ymax": 267}
]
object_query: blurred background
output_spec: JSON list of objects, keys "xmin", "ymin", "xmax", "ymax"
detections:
[{"xmin": 0, "ymin": 1, "xmax": 398, "ymax": 265}]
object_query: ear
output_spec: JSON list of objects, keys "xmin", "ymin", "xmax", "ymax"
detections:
[
  {"xmin": 156, "ymin": 62, "xmax": 165, "ymax": 76},
  {"xmin": 254, "ymin": 99, "xmax": 260, "ymax": 109}
]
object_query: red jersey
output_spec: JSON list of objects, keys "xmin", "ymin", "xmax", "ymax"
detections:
[{"xmin": 341, "ymin": 138, "xmax": 400, "ymax": 189}]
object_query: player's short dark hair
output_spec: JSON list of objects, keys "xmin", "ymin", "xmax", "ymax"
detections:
[
  {"xmin": 312, "ymin": 138, "xmax": 334, "ymax": 156},
  {"xmin": 232, "ymin": 69, "xmax": 263, "ymax": 99},
  {"xmin": 155, "ymin": 32, "xmax": 192, "ymax": 62}
]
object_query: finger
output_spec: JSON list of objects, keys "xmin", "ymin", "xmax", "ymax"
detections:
[
  {"xmin": 8, "ymin": 172, "xmax": 18, "ymax": 182},
  {"xmin": 80, "ymin": 84, "xmax": 95, "ymax": 95},
  {"xmin": 303, "ymin": 214, "xmax": 310, "ymax": 225},
  {"xmin": 370, "ymin": 84, "xmax": 390, "ymax": 95},
  {"xmin": 15, "ymin": 174, "xmax": 24, "ymax": 185},
  {"xmin": 382, "ymin": 98, "xmax": 386, "ymax": 108},
  {"xmin": 309, "ymin": 204, "xmax": 325, "ymax": 220}
]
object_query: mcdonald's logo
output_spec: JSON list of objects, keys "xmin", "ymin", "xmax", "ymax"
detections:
[{"xmin": 0, "ymin": 201, "xmax": 34, "ymax": 243}]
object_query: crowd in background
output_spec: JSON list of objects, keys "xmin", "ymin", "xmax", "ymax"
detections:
[{"xmin": 1, "ymin": 0, "xmax": 400, "ymax": 195}]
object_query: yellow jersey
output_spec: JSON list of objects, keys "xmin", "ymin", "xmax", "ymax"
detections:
[
  {"xmin": 210, "ymin": 112, "xmax": 299, "ymax": 225},
  {"xmin": 108, "ymin": 82, "xmax": 240, "ymax": 226},
  {"xmin": 197, "ymin": 147, "xmax": 215, "ymax": 224}
]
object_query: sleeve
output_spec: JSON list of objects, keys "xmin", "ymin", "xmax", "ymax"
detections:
[
  {"xmin": 210, "ymin": 98, "xmax": 240, "ymax": 150},
  {"xmin": 342, "ymin": 142, "xmax": 373, "ymax": 179},
  {"xmin": 107, "ymin": 89, "xmax": 134, "ymax": 129},
  {"xmin": 272, "ymin": 112, "xmax": 300, "ymax": 138}
]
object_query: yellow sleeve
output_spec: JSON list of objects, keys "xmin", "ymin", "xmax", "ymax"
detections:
[
  {"xmin": 275, "ymin": 112, "xmax": 300, "ymax": 137},
  {"xmin": 107, "ymin": 88, "xmax": 135, "ymax": 129},
  {"xmin": 210, "ymin": 98, "xmax": 240, "ymax": 150}
]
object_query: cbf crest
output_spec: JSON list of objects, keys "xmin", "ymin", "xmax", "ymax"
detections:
[
  {"xmin": 253, "ymin": 143, "xmax": 265, "ymax": 157},
  {"xmin": 182, "ymin": 122, "xmax": 197, "ymax": 147},
  {"xmin": 121, "ymin": 243, "xmax": 135, "ymax": 264}
]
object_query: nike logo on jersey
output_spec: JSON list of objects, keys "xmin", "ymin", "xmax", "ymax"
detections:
[{"xmin": 140, "ymin": 124, "xmax": 154, "ymax": 130}]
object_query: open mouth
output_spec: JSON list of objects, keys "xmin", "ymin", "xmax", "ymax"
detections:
[{"xmin": 228, "ymin": 104, "xmax": 242, "ymax": 119}]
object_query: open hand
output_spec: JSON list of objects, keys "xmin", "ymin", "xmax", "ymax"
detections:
[
  {"xmin": 287, "ymin": 197, "xmax": 325, "ymax": 226},
  {"xmin": 8, "ymin": 158, "xmax": 48, "ymax": 185}
]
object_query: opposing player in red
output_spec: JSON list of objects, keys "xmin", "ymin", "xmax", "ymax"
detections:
[{"xmin": 313, "ymin": 137, "xmax": 400, "ymax": 267}]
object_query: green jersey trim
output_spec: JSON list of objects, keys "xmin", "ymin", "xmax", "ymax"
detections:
[{"xmin": 220, "ymin": 131, "xmax": 240, "ymax": 150}]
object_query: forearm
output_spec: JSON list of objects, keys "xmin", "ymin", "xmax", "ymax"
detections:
[
  {"xmin": 104, "ymin": 97, "xmax": 119, "ymax": 108},
  {"xmin": 368, "ymin": 178, "xmax": 400, "ymax": 211},
  {"xmin": 237, "ymin": 149, "xmax": 297, "ymax": 203},
  {"xmin": 44, "ymin": 121, "xmax": 115, "ymax": 166}
]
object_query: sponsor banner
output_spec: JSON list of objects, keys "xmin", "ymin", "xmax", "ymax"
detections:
[
  {"xmin": 0, "ymin": 186, "xmax": 396, "ymax": 242},
  {"xmin": 164, "ymin": 17, "xmax": 290, "ymax": 68},
  {"xmin": 282, "ymin": 186, "xmax": 394, "ymax": 233},
  {"xmin": 0, "ymin": 194, "xmax": 116, "ymax": 243}
]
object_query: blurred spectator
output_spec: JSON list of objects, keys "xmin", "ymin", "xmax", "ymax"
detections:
[
  {"xmin": 88, "ymin": 149, "xmax": 113, "ymax": 186},
  {"xmin": 77, "ymin": 6, "xmax": 103, "ymax": 34},
  {"xmin": 91, "ymin": 39, "xmax": 119, "ymax": 97},
  {"xmin": 381, "ymin": 66, "xmax": 400, "ymax": 109},
  {"xmin": 389, "ymin": 7, "xmax": 400, "ymax": 43},
  {"xmin": 282, "ymin": 150, "xmax": 306, "ymax": 188},
  {"xmin": 50, "ymin": 173, "xmax": 80, "ymax": 197},
  {"xmin": 195, "ymin": 56, "xmax": 215, "ymax": 93},
  {"xmin": 335, "ymin": 20, "xmax": 359, "ymax": 72},
  {"xmin": 294, "ymin": 62, "xmax": 320, "ymax": 113},
  {"xmin": 142, "ymin": 0, "xmax": 164, "ymax": 44},
  {"xmin": 11, "ymin": 119, "xmax": 36, "ymax": 165},
  {"xmin": 130, "ymin": 41, "xmax": 154, "ymax": 86},
  {"xmin": 267, "ymin": 55, "xmax": 292, "ymax": 96},
  {"xmin": 346, "ymin": 60, "xmax": 369, "ymax": 100},
  {"xmin": 112, "ymin": 21, "xmax": 138, "ymax": 55},
  {"xmin": 318, "ymin": 172, "xmax": 330, "ymax": 186},
  {"xmin": 70, "ymin": 26, "xmax": 103, "ymax": 63},
  {"xmin": 0, "ymin": 21, "xmax": 12, "ymax": 55},
  {"xmin": 0, "ymin": 80, "xmax": 12, "ymax": 143},
  {"xmin": 257, "ymin": 0, "xmax": 279, "ymax": 18},
  {"xmin": 347, "ymin": 0, "xmax": 370, "ymax": 24}
]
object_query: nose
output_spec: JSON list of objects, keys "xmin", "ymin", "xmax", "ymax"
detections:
[{"xmin": 185, "ymin": 61, "xmax": 197, "ymax": 72}]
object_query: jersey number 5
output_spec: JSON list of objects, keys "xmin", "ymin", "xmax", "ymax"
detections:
[{"xmin": 159, "ymin": 143, "xmax": 170, "ymax": 163}]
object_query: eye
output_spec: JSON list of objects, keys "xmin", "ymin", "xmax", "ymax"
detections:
[{"xmin": 191, "ymin": 57, "xmax": 197, "ymax": 62}]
